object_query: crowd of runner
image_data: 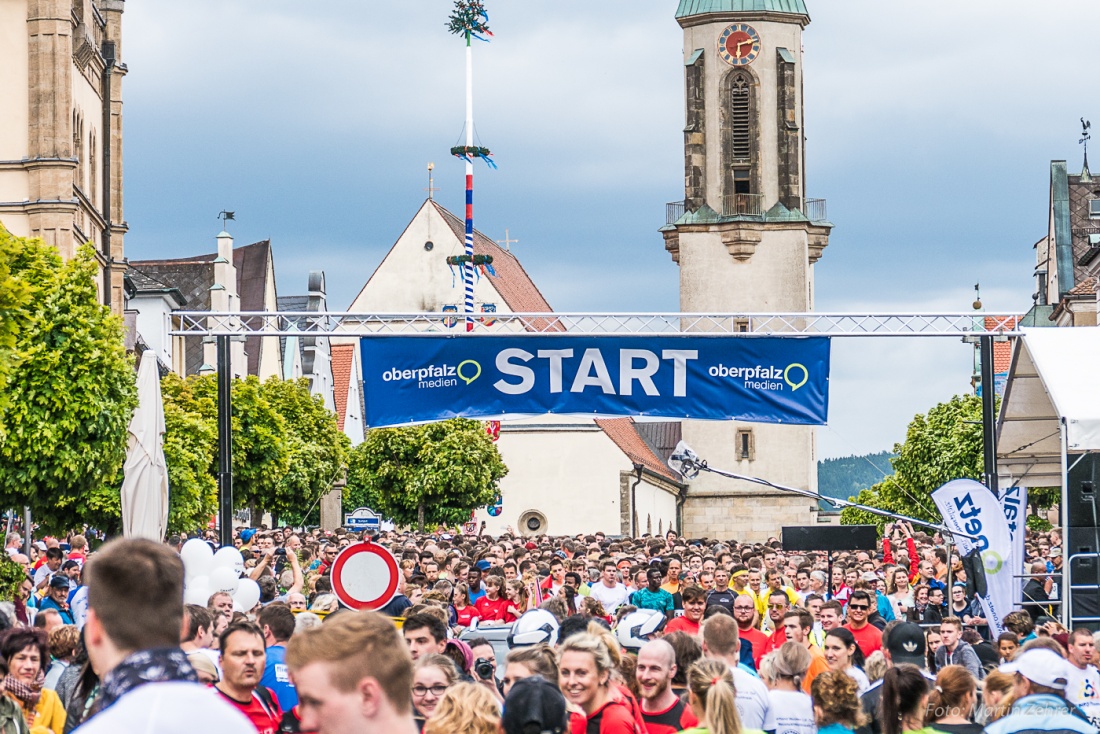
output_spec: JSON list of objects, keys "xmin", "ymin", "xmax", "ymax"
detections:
[{"xmin": 0, "ymin": 519, "xmax": 1089, "ymax": 734}]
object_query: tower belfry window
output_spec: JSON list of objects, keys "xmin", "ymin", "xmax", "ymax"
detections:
[
  {"xmin": 721, "ymin": 68, "xmax": 759, "ymax": 203},
  {"xmin": 730, "ymin": 74, "xmax": 751, "ymax": 162}
]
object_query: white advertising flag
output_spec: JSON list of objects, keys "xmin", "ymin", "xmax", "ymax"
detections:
[
  {"xmin": 931, "ymin": 478, "xmax": 1014, "ymax": 637},
  {"xmin": 1000, "ymin": 484, "xmax": 1028, "ymax": 606}
]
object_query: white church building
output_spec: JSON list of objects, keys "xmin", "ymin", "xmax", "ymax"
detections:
[{"xmin": 346, "ymin": 200, "xmax": 684, "ymax": 537}]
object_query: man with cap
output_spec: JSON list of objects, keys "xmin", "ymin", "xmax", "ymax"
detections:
[
  {"xmin": 38, "ymin": 576, "xmax": 75, "ymax": 625},
  {"xmin": 986, "ymin": 648, "xmax": 1099, "ymax": 734},
  {"xmin": 856, "ymin": 622, "xmax": 933, "ymax": 734}
]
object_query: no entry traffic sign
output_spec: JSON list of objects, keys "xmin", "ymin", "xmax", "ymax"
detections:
[{"xmin": 330, "ymin": 542, "xmax": 400, "ymax": 611}]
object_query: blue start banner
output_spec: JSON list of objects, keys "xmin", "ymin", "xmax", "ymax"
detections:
[{"xmin": 359, "ymin": 336, "xmax": 830, "ymax": 428}]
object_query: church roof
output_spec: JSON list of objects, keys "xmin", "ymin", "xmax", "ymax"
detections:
[
  {"xmin": 676, "ymin": 0, "xmax": 809, "ymax": 19},
  {"xmin": 430, "ymin": 201, "xmax": 555, "ymax": 314}
]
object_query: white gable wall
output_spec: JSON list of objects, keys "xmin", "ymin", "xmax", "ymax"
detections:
[{"xmin": 348, "ymin": 201, "xmax": 509, "ymax": 314}]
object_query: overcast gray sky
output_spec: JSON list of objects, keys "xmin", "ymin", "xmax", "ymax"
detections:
[{"xmin": 121, "ymin": 1, "xmax": 1098, "ymax": 460}]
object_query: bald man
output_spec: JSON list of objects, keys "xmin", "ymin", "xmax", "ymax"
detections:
[{"xmin": 636, "ymin": 639, "xmax": 696, "ymax": 734}]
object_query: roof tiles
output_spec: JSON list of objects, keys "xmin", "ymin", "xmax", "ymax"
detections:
[
  {"xmin": 331, "ymin": 344, "xmax": 355, "ymax": 432},
  {"xmin": 595, "ymin": 418, "xmax": 683, "ymax": 483}
]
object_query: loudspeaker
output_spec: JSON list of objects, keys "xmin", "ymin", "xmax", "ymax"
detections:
[
  {"xmin": 782, "ymin": 525, "xmax": 877, "ymax": 552},
  {"xmin": 1067, "ymin": 454, "xmax": 1100, "ymax": 527},
  {"xmin": 1067, "ymin": 526, "xmax": 1100, "ymax": 587}
]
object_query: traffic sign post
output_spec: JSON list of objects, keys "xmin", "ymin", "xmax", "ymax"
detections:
[
  {"xmin": 344, "ymin": 507, "xmax": 381, "ymax": 533},
  {"xmin": 330, "ymin": 541, "xmax": 400, "ymax": 611}
]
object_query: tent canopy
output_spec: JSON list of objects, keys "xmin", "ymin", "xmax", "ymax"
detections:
[{"xmin": 998, "ymin": 327, "xmax": 1100, "ymax": 488}]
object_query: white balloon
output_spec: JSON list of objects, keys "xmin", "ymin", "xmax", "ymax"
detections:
[
  {"xmin": 184, "ymin": 585, "xmax": 210, "ymax": 606},
  {"xmin": 180, "ymin": 539, "xmax": 213, "ymax": 580},
  {"xmin": 233, "ymin": 578, "xmax": 260, "ymax": 612},
  {"xmin": 188, "ymin": 575, "xmax": 209, "ymax": 593},
  {"xmin": 209, "ymin": 566, "xmax": 240, "ymax": 595},
  {"xmin": 212, "ymin": 546, "xmax": 245, "ymax": 576},
  {"xmin": 232, "ymin": 600, "xmax": 244, "ymax": 613}
]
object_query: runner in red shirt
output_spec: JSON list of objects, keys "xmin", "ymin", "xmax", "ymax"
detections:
[
  {"xmin": 637, "ymin": 639, "xmax": 696, "ymax": 734},
  {"xmin": 215, "ymin": 621, "xmax": 283, "ymax": 734},
  {"xmin": 663, "ymin": 585, "xmax": 706, "ymax": 636},
  {"xmin": 843, "ymin": 590, "xmax": 883, "ymax": 658},
  {"xmin": 474, "ymin": 576, "xmax": 512, "ymax": 623},
  {"xmin": 733, "ymin": 594, "xmax": 769, "ymax": 668}
]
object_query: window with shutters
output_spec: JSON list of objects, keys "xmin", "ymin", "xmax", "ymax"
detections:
[{"xmin": 730, "ymin": 74, "xmax": 751, "ymax": 162}]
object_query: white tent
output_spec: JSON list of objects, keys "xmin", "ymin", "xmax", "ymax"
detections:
[
  {"xmin": 121, "ymin": 355, "xmax": 170, "ymax": 541},
  {"xmin": 997, "ymin": 326, "xmax": 1100, "ymax": 489}
]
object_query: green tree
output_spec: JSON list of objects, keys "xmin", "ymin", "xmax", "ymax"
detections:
[
  {"xmin": 0, "ymin": 227, "xmax": 31, "ymax": 411},
  {"xmin": 259, "ymin": 377, "xmax": 349, "ymax": 525},
  {"xmin": 841, "ymin": 395, "xmax": 987, "ymax": 530},
  {"xmin": 346, "ymin": 418, "xmax": 507, "ymax": 531},
  {"xmin": 0, "ymin": 237, "xmax": 137, "ymax": 534}
]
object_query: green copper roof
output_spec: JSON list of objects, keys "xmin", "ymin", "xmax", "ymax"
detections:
[{"xmin": 676, "ymin": 0, "xmax": 809, "ymax": 19}]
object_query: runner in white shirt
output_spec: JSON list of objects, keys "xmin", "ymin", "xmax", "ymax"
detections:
[
  {"xmin": 1065, "ymin": 628, "xmax": 1100, "ymax": 726},
  {"xmin": 587, "ymin": 560, "xmax": 631, "ymax": 614},
  {"xmin": 764, "ymin": 643, "xmax": 815, "ymax": 734},
  {"xmin": 700, "ymin": 615, "xmax": 777, "ymax": 732}
]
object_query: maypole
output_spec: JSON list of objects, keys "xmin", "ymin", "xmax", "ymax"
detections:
[{"xmin": 447, "ymin": 1, "xmax": 495, "ymax": 332}]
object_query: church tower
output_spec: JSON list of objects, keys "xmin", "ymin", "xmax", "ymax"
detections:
[{"xmin": 661, "ymin": 0, "xmax": 832, "ymax": 539}]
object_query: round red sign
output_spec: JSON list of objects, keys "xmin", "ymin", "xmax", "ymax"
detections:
[{"xmin": 330, "ymin": 542, "xmax": 400, "ymax": 611}]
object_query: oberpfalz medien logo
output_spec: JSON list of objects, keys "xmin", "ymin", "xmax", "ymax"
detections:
[
  {"xmin": 381, "ymin": 361, "xmax": 481, "ymax": 390},
  {"xmin": 707, "ymin": 363, "xmax": 810, "ymax": 392}
]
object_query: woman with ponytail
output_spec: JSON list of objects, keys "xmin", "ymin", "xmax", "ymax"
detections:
[
  {"xmin": 881, "ymin": 664, "xmax": 944, "ymax": 734},
  {"xmin": 925, "ymin": 666, "xmax": 981, "ymax": 734},
  {"xmin": 680, "ymin": 658, "xmax": 765, "ymax": 734},
  {"xmin": 558, "ymin": 632, "xmax": 639, "ymax": 733},
  {"xmin": 768, "ymin": 643, "xmax": 816, "ymax": 734}
]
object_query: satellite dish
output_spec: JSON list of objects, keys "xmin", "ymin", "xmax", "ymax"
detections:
[{"xmin": 668, "ymin": 441, "xmax": 702, "ymax": 480}]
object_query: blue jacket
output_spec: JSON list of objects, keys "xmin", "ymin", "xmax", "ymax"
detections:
[
  {"xmin": 875, "ymin": 591, "xmax": 896, "ymax": 622},
  {"xmin": 984, "ymin": 694, "xmax": 1098, "ymax": 734}
]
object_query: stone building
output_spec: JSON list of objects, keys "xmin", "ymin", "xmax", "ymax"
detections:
[
  {"xmin": 0, "ymin": 0, "xmax": 126, "ymax": 312},
  {"xmin": 660, "ymin": 0, "xmax": 832, "ymax": 538}
]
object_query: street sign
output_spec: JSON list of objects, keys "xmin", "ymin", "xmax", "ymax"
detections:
[
  {"xmin": 344, "ymin": 507, "xmax": 381, "ymax": 532},
  {"xmin": 330, "ymin": 542, "xmax": 400, "ymax": 611}
]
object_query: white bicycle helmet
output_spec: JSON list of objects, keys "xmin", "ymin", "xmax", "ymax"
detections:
[
  {"xmin": 508, "ymin": 609, "xmax": 560, "ymax": 648},
  {"xmin": 615, "ymin": 609, "xmax": 667, "ymax": 650}
]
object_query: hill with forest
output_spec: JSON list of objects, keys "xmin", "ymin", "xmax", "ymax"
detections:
[{"xmin": 817, "ymin": 451, "xmax": 895, "ymax": 511}]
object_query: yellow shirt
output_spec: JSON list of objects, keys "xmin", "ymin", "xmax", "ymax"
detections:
[{"xmin": 8, "ymin": 688, "xmax": 65, "ymax": 734}]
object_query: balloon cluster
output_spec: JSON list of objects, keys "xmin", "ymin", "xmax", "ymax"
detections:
[{"xmin": 179, "ymin": 539, "xmax": 260, "ymax": 612}]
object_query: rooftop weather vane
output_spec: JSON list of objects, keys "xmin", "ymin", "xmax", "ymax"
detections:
[
  {"xmin": 1081, "ymin": 118, "xmax": 1092, "ymax": 174},
  {"xmin": 448, "ymin": 0, "xmax": 496, "ymax": 332},
  {"xmin": 218, "ymin": 210, "xmax": 235, "ymax": 231}
]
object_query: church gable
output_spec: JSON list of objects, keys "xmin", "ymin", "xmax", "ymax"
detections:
[{"xmin": 348, "ymin": 200, "xmax": 553, "ymax": 322}]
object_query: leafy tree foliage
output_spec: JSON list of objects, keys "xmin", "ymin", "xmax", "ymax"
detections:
[
  {"xmin": 841, "ymin": 395, "xmax": 987, "ymax": 530},
  {"xmin": 346, "ymin": 419, "xmax": 507, "ymax": 531},
  {"xmin": 0, "ymin": 228, "xmax": 31, "ymax": 410},
  {"xmin": 256, "ymin": 378, "xmax": 349, "ymax": 525},
  {"xmin": 156, "ymin": 374, "xmax": 345, "ymax": 529},
  {"xmin": 0, "ymin": 236, "xmax": 136, "ymax": 534}
]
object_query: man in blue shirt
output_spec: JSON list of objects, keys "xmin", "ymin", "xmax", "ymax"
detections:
[
  {"xmin": 258, "ymin": 604, "xmax": 297, "ymax": 711},
  {"xmin": 38, "ymin": 576, "xmax": 75, "ymax": 625}
]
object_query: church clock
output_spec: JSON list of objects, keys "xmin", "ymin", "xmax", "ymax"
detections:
[{"xmin": 718, "ymin": 23, "xmax": 761, "ymax": 66}]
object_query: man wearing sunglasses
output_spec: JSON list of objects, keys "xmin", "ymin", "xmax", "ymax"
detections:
[{"xmin": 843, "ymin": 590, "xmax": 883, "ymax": 658}]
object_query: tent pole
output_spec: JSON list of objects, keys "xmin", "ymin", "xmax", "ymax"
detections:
[{"xmin": 1060, "ymin": 419, "xmax": 1069, "ymax": 627}]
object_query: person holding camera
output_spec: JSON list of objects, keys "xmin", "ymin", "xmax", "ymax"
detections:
[{"xmin": 467, "ymin": 637, "xmax": 504, "ymax": 704}]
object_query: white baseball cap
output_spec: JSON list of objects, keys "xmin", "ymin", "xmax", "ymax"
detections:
[{"xmin": 999, "ymin": 648, "xmax": 1069, "ymax": 689}]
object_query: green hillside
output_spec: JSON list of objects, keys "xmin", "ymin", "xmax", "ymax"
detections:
[{"xmin": 817, "ymin": 451, "xmax": 895, "ymax": 512}]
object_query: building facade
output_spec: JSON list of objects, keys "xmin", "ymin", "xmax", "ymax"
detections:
[
  {"xmin": 661, "ymin": 0, "xmax": 832, "ymax": 538},
  {"xmin": 0, "ymin": 0, "xmax": 126, "ymax": 312}
]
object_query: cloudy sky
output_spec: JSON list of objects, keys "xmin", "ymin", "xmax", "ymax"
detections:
[{"xmin": 120, "ymin": 1, "xmax": 1098, "ymax": 461}]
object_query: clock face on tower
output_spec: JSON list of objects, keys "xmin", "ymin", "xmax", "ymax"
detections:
[{"xmin": 718, "ymin": 23, "xmax": 761, "ymax": 66}]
